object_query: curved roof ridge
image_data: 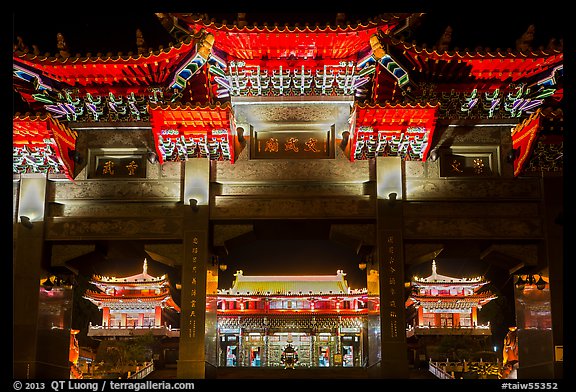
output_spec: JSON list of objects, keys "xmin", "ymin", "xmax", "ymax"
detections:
[
  {"xmin": 414, "ymin": 260, "xmax": 485, "ymax": 284},
  {"xmin": 91, "ymin": 259, "xmax": 167, "ymax": 284},
  {"xmin": 354, "ymin": 101, "xmax": 441, "ymax": 109},
  {"xmin": 148, "ymin": 101, "xmax": 231, "ymax": 111},
  {"xmin": 387, "ymin": 35, "xmax": 563, "ymax": 58},
  {"xmin": 237, "ymin": 274, "xmax": 344, "ymax": 281},
  {"xmin": 172, "ymin": 13, "xmax": 409, "ymax": 34},
  {"xmin": 13, "ymin": 34, "xmax": 195, "ymax": 64}
]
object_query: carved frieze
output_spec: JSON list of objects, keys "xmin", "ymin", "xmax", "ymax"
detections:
[
  {"xmin": 406, "ymin": 178, "xmax": 540, "ymax": 200},
  {"xmin": 214, "ymin": 147, "xmax": 370, "ymax": 183},
  {"xmin": 212, "ymin": 183, "xmax": 367, "ymax": 197},
  {"xmin": 404, "ymin": 217, "xmax": 542, "ymax": 239},
  {"xmin": 404, "ymin": 202, "xmax": 540, "ymax": 218},
  {"xmin": 45, "ymin": 217, "xmax": 183, "ymax": 240},
  {"xmin": 211, "ymin": 196, "xmax": 375, "ymax": 219},
  {"xmin": 48, "ymin": 180, "xmax": 181, "ymax": 201},
  {"xmin": 47, "ymin": 202, "xmax": 181, "ymax": 218}
]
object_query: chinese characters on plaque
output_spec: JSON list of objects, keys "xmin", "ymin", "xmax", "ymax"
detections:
[
  {"xmin": 252, "ymin": 129, "xmax": 334, "ymax": 159},
  {"xmin": 92, "ymin": 155, "xmax": 146, "ymax": 178},
  {"xmin": 440, "ymin": 154, "xmax": 493, "ymax": 177}
]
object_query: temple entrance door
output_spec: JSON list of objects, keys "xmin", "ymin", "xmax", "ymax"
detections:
[
  {"xmin": 250, "ymin": 346, "xmax": 261, "ymax": 367},
  {"xmin": 226, "ymin": 346, "xmax": 238, "ymax": 367},
  {"xmin": 342, "ymin": 345, "xmax": 353, "ymax": 367},
  {"xmin": 319, "ymin": 346, "xmax": 330, "ymax": 367}
]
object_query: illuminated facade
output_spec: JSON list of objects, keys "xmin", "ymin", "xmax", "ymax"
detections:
[
  {"xmin": 83, "ymin": 259, "xmax": 180, "ymax": 338},
  {"xmin": 217, "ymin": 270, "xmax": 368, "ymax": 367},
  {"xmin": 406, "ymin": 261, "xmax": 496, "ymax": 335},
  {"xmin": 13, "ymin": 13, "xmax": 563, "ymax": 379}
]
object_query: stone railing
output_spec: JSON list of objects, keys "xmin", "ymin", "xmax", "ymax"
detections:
[
  {"xmin": 88, "ymin": 323, "xmax": 180, "ymax": 338},
  {"xmin": 428, "ymin": 359, "xmax": 502, "ymax": 379},
  {"xmin": 406, "ymin": 324, "xmax": 491, "ymax": 338},
  {"xmin": 128, "ymin": 361, "xmax": 154, "ymax": 379}
]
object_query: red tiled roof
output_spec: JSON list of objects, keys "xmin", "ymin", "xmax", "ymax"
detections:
[
  {"xmin": 174, "ymin": 14, "xmax": 407, "ymax": 60},
  {"xmin": 13, "ymin": 113, "xmax": 77, "ymax": 180},
  {"xmin": 387, "ymin": 37, "xmax": 563, "ymax": 84},
  {"xmin": 13, "ymin": 36, "xmax": 197, "ymax": 89}
]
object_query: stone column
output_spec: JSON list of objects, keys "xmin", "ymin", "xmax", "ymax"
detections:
[
  {"xmin": 13, "ymin": 175, "xmax": 49, "ymax": 378},
  {"xmin": 374, "ymin": 156, "xmax": 409, "ymax": 378},
  {"xmin": 177, "ymin": 159, "xmax": 212, "ymax": 378}
]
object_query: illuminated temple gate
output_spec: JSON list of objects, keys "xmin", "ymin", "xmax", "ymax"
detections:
[
  {"xmin": 216, "ymin": 270, "xmax": 368, "ymax": 368},
  {"xmin": 13, "ymin": 13, "xmax": 563, "ymax": 379}
]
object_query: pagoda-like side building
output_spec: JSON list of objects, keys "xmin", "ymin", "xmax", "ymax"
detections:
[
  {"xmin": 216, "ymin": 270, "xmax": 368, "ymax": 368},
  {"xmin": 406, "ymin": 261, "xmax": 496, "ymax": 334},
  {"xmin": 83, "ymin": 259, "xmax": 180, "ymax": 338},
  {"xmin": 405, "ymin": 261, "xmax": 497, "ymax": 362}
]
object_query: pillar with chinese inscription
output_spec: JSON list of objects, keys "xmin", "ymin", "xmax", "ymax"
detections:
[
  {"xmin": 177, "ymin": 158, "xmax": 218, "ymax": 378},
  {"xmin": 373, "ymin": 156, "xmax": 409, "ymax": 378}
]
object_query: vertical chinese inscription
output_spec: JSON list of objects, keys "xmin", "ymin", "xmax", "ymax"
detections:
[
  {"xmin": 189, "ymin": 235, "xmax": 199, "ymax": 339},
  {"xmin": 381, "ymin": 231, "xmax": 404, "ymax": 340}
]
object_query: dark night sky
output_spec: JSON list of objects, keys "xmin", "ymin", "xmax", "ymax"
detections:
[
  {"xmin": 218, "ymin": 239, "xmax": 365, "ymax": 289},
  {"xmin": 12, "ymin": 11, "xmax": 563, "ymax": 61}
]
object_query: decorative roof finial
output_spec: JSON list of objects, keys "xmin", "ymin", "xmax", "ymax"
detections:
[
  {"xmin": 14, "ymin": 36, "xmax": 29, "ymax": 53},
  {"xmin": 143, "ymin": 258, "xmax": 148, "ymax": 275},
  {"xmin": 432, "ymin": 260, "xmax": 437, "ymax": 276},
  {"xmin": 136, "ymin": 29, "xmax": 147, "ymax": 55},
  {"xmin": 236, "ymin": 13, "xmax": 247, "ymax": 28},
  {"xmin": 56, "ymin": 32, "xmax": 70, "ymax": 58},
  {"xmin": 436, "ymin": 26, "xmax": 452, "ymax": 52},
  {"xmin": 516, "ymin": 25, "xmax": 535, "ymax": 52}
]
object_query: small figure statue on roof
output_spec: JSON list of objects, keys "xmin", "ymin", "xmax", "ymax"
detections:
[
  {"xmin": 335, "ymin": 13, "xmax": 346, "ymax": 26},
  {"xmin": 516, "ymin": 25, "xmax": 535, "ymax": 52},
  {"xmin": 547, "ymin": 38, "xmax": 562, "ymax": 51},
  {"xmin": 436, "ymin": 26, "xmax": 452, "ymax": 52},
  {"xmin": 14, "ymin": 36, "xmax": 28, "ymax": 53},
  {"xmin": 236, "ymin": 13, "xmax": 247, "ymax": 28},
  {"xmin": 136, "ymin": 29, "xmax": 147, "ymax": 55},
  {"xmin": 57, "ymin": 32, "xmax": 70, "ymax": 58}
]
